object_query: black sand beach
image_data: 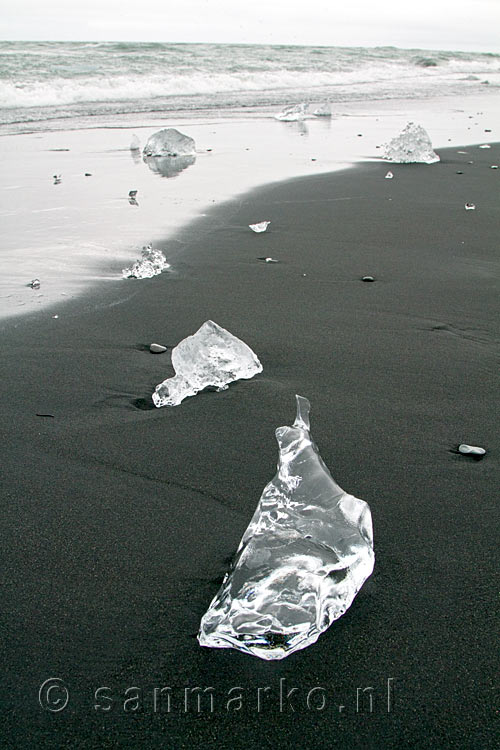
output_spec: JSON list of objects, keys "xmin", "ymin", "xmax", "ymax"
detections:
[{"xmin": 1, "ymin": 144, "xmax": 498, "ymax": 748}]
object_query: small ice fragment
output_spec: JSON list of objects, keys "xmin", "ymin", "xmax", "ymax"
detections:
[
  {"xmin": 458, "ymin": 443, "xmax": 486, "ymax": 456},
  {"xmin": 152, "ymin": 320, "xmax": 262, "ymax": 407},
  {"xmin": 491, "ymin": 165, "xmax": 498, "ymax": 169},
  {"xmin": 129, "ymin": 190, "xmax": 138, "ymax": 198},
  {"xmin": 52, "ymin": 315, "xmax": 59, "ymax": 319},
  {"xmin": 29, "ymin": 279, "xmax": 41, "ymax": 289},
  {"xmin": 150, "ymin": 343, "xmax": 167, "ymax": 353},
  {"xmin": 198, "ymin": 395, "xmax": 374, "ymax": 660},
  {"xmin": 130, "ymin": 134, "xmax": 140, "ymax": 151},
  {"xmin": 382, "ymin": 122, "xmax": 440, "ymax": 164},
  {"xmin": 362, "ymin": 276, "xmax": 375, "ymax": 282},
  {"xmin": 122, "ymin": 245, "xmax": 170, "ymax": 279},
  {"xmin": 143, "ymin": 128, "xmax": 196, "ymax": 157},
  {"xmin": 457, "ymin": 151, "xmax": 468, "ymax": 154},
  {"xmin": 479, "ymin": 144, "xmax": 491, "ymax": 149},
  {"xmin": 53, "ymin": 174, "xmax": 62, "ymax": 184},
  {"xmin": 264, "ymin": 257, "xmax": 279, "ymax": 263},
  {"xmin": 312, "ymin": 101, "xmax": 331, "ymax": 117},
  {"xmin": 274, "ymin": 103, "xmax": 308, "ymax": 121},
  {"xmin": 464, "ymin": 203, "xmax": 476, "ymax": 210},
  {"xmin": 385, "ymin": 171, "xmax": 394, "ymax": 179},
  {"xmin": 249, "ymin": 221, "xmax": 270, "ymax": 233}
]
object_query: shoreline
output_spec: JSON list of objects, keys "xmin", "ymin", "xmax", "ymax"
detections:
[
  {"xmin": 1, "ymin": 91, "xmax": 498, "ymax": 321},
  {"xmin": 1, "ymin": 142, "xmax": 498, "ymax": 747}
]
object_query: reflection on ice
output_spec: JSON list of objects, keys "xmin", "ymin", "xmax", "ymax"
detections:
[
  {"xmin": 198, "ymin": 395, "xmax": 375, "ymax": 660},
  {"xmin": 274, "ymin": 103, "xmax": 309, "ymax": 121},
  {"xmin": 143, "ymin": 153, "xmax": 196, "ymax": 178},
  {"xmin": 152, "ymin": 320, "xmax": 262, "ymax": 407}
]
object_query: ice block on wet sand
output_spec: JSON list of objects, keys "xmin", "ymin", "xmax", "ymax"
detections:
[
  {"xmin": 198, "ymin": 396, "xmax": 374, "ymax": 660},
  {"xmin": 383, "ymin": 122, "xmax": 440, "ymax": 164},
  {"xmin": 152, "ymin": 321, "xmax": 262, "ymax": 407}
]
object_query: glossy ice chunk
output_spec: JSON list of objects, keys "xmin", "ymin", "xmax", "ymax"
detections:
[
  {"xmin": 312, "ymin": 101, "xmax": 331, "ymax": 117},
  {"xmin": 464, "ymin": 203, "xmax": 476, "ymax": 210},
  {"xmin": 198, "ymin": 395, "xmax": 374, "ymax": 660},
  {"xmin": 383, "ymin": 122, "xmax": 440, "ymax": 164},
  {"xmin": 385, "ymin": 171, "xmax": 394, "ymax": 179},
  {"xmin": 143, "ymin": 128, "xmax": 196, "ymax": 157},
  {"xmin": 122, "ymin": 245, "xmax": 170, "ymax": 279},
  {"xmin": 249, "ymin": 221, "xmax": 270, "ymax": 233},
  {"xmin": 152, "ymin": 320, "xmax": 262, "ymax": 407},
  {"xmin": 130, "ymin": 134, "xmax": 140, "ymax": 151},
  {"xmin": 275, "ymin": 103, "xmax": 308, "ymax": 121}
]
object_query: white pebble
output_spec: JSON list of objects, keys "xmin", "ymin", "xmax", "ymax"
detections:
[
  {"xmin": 150, "ymin": 343, "xmax": 167, "ymax": 353},
  {"xmin": 458, "ymin": 443, "xmax": 485, "ymax": 456}
]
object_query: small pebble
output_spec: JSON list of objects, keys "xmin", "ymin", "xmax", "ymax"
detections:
[
  {"xmin": 464, "ymin": 203, "xmax": 476, "ymax": 210},
  {"xmin": 456, "ymin": 171, "xmax": 463, "ymax": 174},
  {"xmin": 129, "ymin": 190, "xmax": 138, "ymax": 198},
  {"xmin": 458, "ymin": 443, "xmax": 486, "ymax": 456},
  {"xmin": 362, "ymin": 275, "xmax": 375, "ymax": 282},
  {"xmin": 150, "ymin": 343, "xmax": 167, "ymax": 353},
  {"xmin": 29, "ymin": 279, "xmax": 41, "ymax": 289},
  {"xmin": 85, "ymin": 172, "xmax": 92, "ymax": 176},
  {"xmin": 485, "ymin": 129, "xmax": 491, "ymax": 132}
]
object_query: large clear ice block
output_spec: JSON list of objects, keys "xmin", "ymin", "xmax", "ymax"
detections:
[
  {"xmin": 198, "ymin": 396, "xmax": 374, "ymax": 660},
  {"xmin": 382, "ymin": 122, "xmax": 440, "ymax": 164},
  {"xmin": 152, "ymin": 320, "xmax": 263, "ymax": 407}
]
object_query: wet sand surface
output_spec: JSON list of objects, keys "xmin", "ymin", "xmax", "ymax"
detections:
[{"xmin": 1, "ymin": 143, "xmax": 498, "ymax": 748}]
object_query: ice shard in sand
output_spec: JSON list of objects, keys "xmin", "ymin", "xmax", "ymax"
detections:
[
  {"xmin": 198, "ymin": 396, "xmax": 374, "ymax": 660},
  {"xmin": 152, "ymin": 321, "xmax": 262, "ymax": 407},
  {"xmin": 122, "ymin": 245, "xmax": 170, "ymax": 279},
  {"xmin": 274, "ymin": 103, "xmax": 309, "ymax": 121},
  {"xmin": 143, "ymin": 128, "xmax": 196, "ymax": 157},
  {"xmin": 383, "ymin": 122, "xmax": 440, "ymax": 164}
]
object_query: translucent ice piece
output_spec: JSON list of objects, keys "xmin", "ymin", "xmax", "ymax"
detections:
[
  {"xmin": 249, "ymin": 221, "xmax": 270, "ymax": 233},
  {"xmin": 152, "ymin": 320, "xmax": 262, "ymax": 407},
  {"xmin": 143, "ymin": 128, "xmax": 196, "ymax": 157},
  {"xmin": 312, "ymin": 101, "xmax": 331, "ymax": 117},
  {"xmin": 130, "ymin": 134, "xmax": 140, "ymax": 151},
  {"xmin": 198, "ymin": 395, "xmax": 375, "ymax": 660},
  {"xmin": 382, "ymin": 122, "xmax": 440, "ymax": 164},
  {"xmin": 122, "ymin": 245, "xmax": 170, "ymax": 279},
  {"xmin": 274, "ymin": 103, "xmax": 308, "ymax": 121},
  {"xmin": 464, "ymin": 203, "xmax": 476, "ymax": 210},
  {"xmin": 385, "ymin": 171, "xmax": 394, "ymax": 179}
]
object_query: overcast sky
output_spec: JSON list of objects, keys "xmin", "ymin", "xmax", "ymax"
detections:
[{"xmin": 2, "ymin": 0, "xmax": 499, "ymax": 53}]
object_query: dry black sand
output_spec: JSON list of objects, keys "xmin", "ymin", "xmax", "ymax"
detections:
[{"xmin": 1, "ymin": 144, "xmax": 498, "ymax": 749}]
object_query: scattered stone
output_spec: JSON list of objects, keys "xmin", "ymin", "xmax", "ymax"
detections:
[
  {"xmin": 150, "ymin": 343, "xmax": 167, "ymax": 353},
  {"xmin": 362, "ymin": 275, "xmax": 375, "ymax": 282},
  {"xmin": 53, "ymin": 174, "xmax": 62, "ymax": 185},
  {"xmin": 456, "ymin": 171, "xmax": 463, "ymax": 174},
  {"xmin": 385, "ymin": 171, "xmax": 394, "ymax": 179},
  {"xmin": 36, "ymin": 413, "xmax": 55, "ymax": 418},
  {"xmin": 29, "ymin": 279, "xmax": 41, "ymax": 289},
  {"xmin": 464, "ymin": 203, "xmax": 476, "ymax": 210},
  {"xmin": 458, "ymin": 443, "xmax": 486, "ymax": 457},
  {"xmin": 485, "ymin": 129, "xmax": 491, "ymax": 132},
  {"xmin": 129, "ymin": 190, "xmax": 138, "ymax": 198},
  {"xmin": 84, "ymin": 172, "xmax": 92, "ymax": 176},
  {"xmin": 249, "ymin": 221, "xmax": 271, "ymax": 233}
]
